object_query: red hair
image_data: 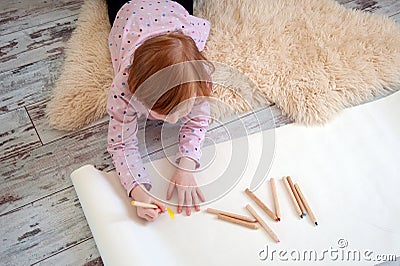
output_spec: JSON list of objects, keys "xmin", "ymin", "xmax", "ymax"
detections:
[{"xmin": 128, "ymin": 30, "xmax": 214, "ymax": 115}]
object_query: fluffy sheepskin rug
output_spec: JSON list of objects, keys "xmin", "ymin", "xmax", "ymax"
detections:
[{"xmin": 46, "ymin": 0, "xmax": 400, "ymax": 130}]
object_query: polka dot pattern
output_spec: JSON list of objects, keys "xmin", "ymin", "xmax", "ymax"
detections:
[{"xmin": 175, "ymin": 99, "xmax": 210, "ymax": 169}]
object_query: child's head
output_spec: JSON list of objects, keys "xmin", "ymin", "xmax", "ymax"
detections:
[{"xmin": 128, "ymin": 30, "xmax": 214, "ymax": 122}]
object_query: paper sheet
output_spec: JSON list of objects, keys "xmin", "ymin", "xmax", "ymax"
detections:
[{"xmin": 71, "ymin": 92, "xmax": 400, "ymax": 266}]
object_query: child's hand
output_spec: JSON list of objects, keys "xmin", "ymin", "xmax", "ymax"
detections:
[
  {"xmin": 130, "ymin": 185, "xmax": 166, "ymax": 222},
  {"xmin": 166, "ymin": 168, "xmax": 205, "ymax": 216}
]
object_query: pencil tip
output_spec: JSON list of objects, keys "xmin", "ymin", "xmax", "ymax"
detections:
[
  {"xmin": 303, "ymin": 213, "xmax": 307, "ymax": 216},
  {"xmin": 300, "ymin": 214, "xmax": 303, "ymax": 218},
  {"xmin": 315, "ymin": 222, "xmax": 318, "ymax": 226},
  {"xmin": 277, "ymin": 240, "xmax": 280, "ymax": 243},
  {"xmin": 277, "ymin": 218, "xmax": 281, "ymax": 222}
]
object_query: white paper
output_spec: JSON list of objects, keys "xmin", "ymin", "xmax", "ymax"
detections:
[{"xmin": 71, "ymin": 92, "xmax": 400, "ymax": 266}]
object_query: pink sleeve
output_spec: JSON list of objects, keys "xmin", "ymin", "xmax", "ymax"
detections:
[
  {"xmin": 107, "ymin": 80, "xmax": 152, "ymax": 197},
  {"xmin": 176, "ymin": 98, "xmax": 211, "ymax": 169}
]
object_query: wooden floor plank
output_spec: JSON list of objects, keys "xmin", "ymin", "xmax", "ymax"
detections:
[
  {"xmin": 342, "ymin": 0, "xmax": 400, "ymax": 18},
  {"xmin": 0, "ymin": 57, "xmax": 65, "ymax": 114},
  {"xmin": 0, "ymin": 15, "xmax": 75, "ymax": 113},
  {"xmin": 391, "ymin": 12, "xmax": 400, "ymax": 22},
  {"xmin": 0, "ymin": 121, "xmax": 111, "ymax": 215},
  {"xmin": 0, "ymin": 14, "xmax": 77, "ymax": 114},
  {"xmin": 0, "ymin": 16, "xmax": 77, "ymax": 72},
  {"xmin": 0, "ymin": 108, "xmax": 41, "ymax": 161},
  {"xmin": 0, "ymin": 0, "xmax": 83, "ymax": 36},
  {"xmin": 33, "ymin": 238, "xmax": 101, "ymax": 266},
  {"xmin": 0, "ymin": 5, "xmax": 79, "ymax": 114},
  {"xmin": 0, "ymin": 187, "xmax": 92, "ymax": 265},
  {"xmin": 26, "ymin": 99, "xmax": 109, "ymax": 145}
]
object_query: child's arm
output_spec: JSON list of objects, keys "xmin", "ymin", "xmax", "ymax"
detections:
[
  {"xmin": 175, "ymin": 98, "xmax": 211, "ymax": 169},
  {"xmin": 106, "ymin": 81, "xmax": 152, "ymax": 197},
  {"xmin": 167, "ymin": 99, "xmax": 210, "ymax": 215}
]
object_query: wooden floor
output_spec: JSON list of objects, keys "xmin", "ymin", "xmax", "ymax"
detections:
[{"xmin": 0, "ymin": 0, "xmax": 399, "ymax": 265}]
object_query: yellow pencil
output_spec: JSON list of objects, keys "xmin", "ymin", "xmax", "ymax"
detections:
[
  {"xmin": 130, "ymin": 200, "xmax": 159, "ymax": 209},
  {"xmin": 131, "ymin": 201, "xmax": 175, "ymax": 219}
]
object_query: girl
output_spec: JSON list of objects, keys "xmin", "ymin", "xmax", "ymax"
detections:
[{"xmin": 106, "ymin": 0, "xmax": 214, "ymax": 221}]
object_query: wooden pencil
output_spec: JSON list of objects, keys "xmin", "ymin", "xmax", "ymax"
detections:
[
  {"xmin": 270, "ymin": 178, "xmax": 281, "ymax": 221},
  {"xmin": 131, "ymin": 201, "xmax": 158, "ymax": 209},
  {"xmin": 217, "ymin": 214, "xmax": 259, "ymax": 230},
  {"xmin": 294, "ymin": 183, "xmax": 318, "ymax": 226},
  {"xmin": 206, "ymin": 208, "xmax": 257, "ymax": 223},
  {"xmin": 246, "ymin": 204, "xmax": 280, "ymax": 243},
  {"xmin": 245, "ymin": 188, "xmax": 278, "ymax": 221},
  {"xmin": 286, "ymin": 176, "xmax": 307, "ymax": 217},
  {"xmin": 282, "ymin": 176, "xmax": 303, "ymax": 218}
]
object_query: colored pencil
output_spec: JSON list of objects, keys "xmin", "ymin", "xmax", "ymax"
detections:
[
  {"xmin": 286, "ymin": 176, "xmax": 307, "ymax": 217},
  {"xmin": 217, "ymin": 214, "xmax": 259, "ymax": 230},
  {"xmin": 294, "ymin": 183, "xmax": 318, "ymax": 226},
  {"xmin": 206, "ymin": 208, "xmax": 257, "ymax": 223},
  {"xmin": 246, "ymin": 204, "xmax": 280, "ymax": 243},
  {"xmin": 131, "ymin": 201, "xmax": 175, "ymax": 219},
  {"xmin": 270, "ymin": 178, "xmax": 281, "ymax": 221},
  {"xmin": 131, "ymin": 201, "xmax": 158, "ymax": 209},
  {"xmin": 245, "ymin": 188, "xmax": 278, "ymax": 221},
  {"xmin": 282, "ymin": 176, "xmax": 303, "ymax": 218}
]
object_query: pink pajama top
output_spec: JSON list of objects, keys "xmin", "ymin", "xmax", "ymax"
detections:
[{"xmin": 106, "ymin": 0, "xmax": 212, "ymax": 196}]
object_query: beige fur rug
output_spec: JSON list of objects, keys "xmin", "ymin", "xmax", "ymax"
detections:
[{"xmin": 46, "ymin": 0, "xmax": 400, "ymax": 131}]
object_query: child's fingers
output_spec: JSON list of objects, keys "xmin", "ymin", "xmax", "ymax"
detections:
[
  {"xmin": 143, "ymin": 209, "xmax": 154, "ymax": 218},
  {"xmin": 153, "ymin": 199, "xmax": 166, "ymax": 213},
  {"xmin": 137, "ymin": 209, "xmax": 154, "ymax": 221},
  {"xmin": 144, "ymin": 213, "xmax": 156, "ymax": 222},
  {"xmin": 196, "ymin": 187, "xmax": 206, "ymax": 202},
  {"xmin": 166, "ymin": 180, "xmax": 176, "ymax": 200},
  {"xmin": 185, "ymin": 190, "xmax": 192, "ymax": 216},
  {"xmin": 177, "ymin": 188, "xmax": 185, "ymax": 213},
  {"xmin": 191, "ymin": 190, "xmax": 200, "ymax": 211},
  {"xmin": 143, "ymin": 208, "xmax": 156, "ymax": 219}
]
